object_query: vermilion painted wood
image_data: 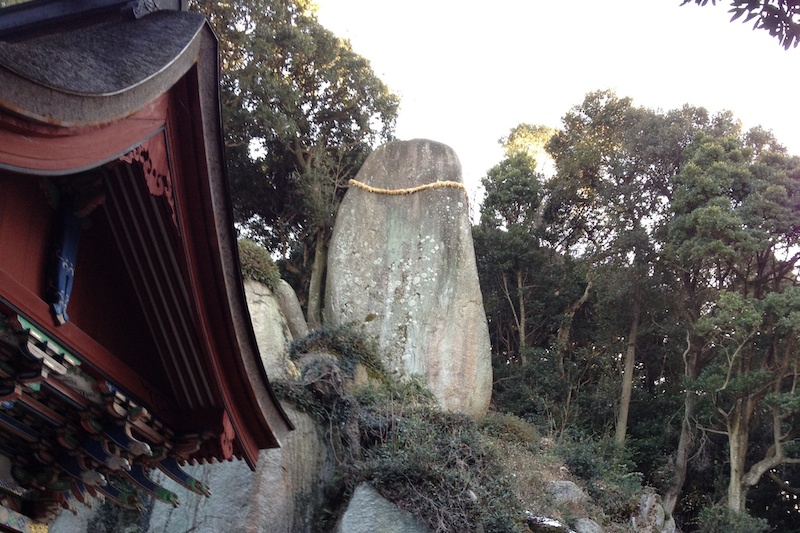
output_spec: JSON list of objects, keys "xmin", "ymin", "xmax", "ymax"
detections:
[{"xmin": 0, "ymin": 95, "xmax": 168, "ymax": 175}]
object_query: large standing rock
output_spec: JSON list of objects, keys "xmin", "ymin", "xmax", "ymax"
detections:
[
  {"xmin": 325, "ymin": 139, "xmax": 491, "ymax": 418},
  {"xmin": 336, "ymin": 483, "xmax": 429, "ymax": 533}
]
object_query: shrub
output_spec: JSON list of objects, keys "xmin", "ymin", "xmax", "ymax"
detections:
[
  {"xmin": 696, "ymin": 505, "xmax": 769, "ymax": 533},
  {"xmin": 361, "ymin": 407, "xmax": 528, "ymax": 533},
  {"xmin": 289, "ymin": 324, "xmax": 388, "ymax": 381},
  {"xmin": 279, "ymin": 326, "xmax": 528, "ymax": 532},
  {"xmin": 478, "ymin": 412, "xmax": 540, "ymax": 447},
  {"xmin": 557, "ymin": 435, "xmax": 642, "ymax": 521},
  {"xmin": 237, "ymin": 238, "xmax": 280, "ymax": 290},
  {"xmin": 353, "ymin": 374, "xmax": 435, "ymax": 411}
]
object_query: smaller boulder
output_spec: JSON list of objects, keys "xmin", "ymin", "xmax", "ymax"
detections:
[
  {"xmin": 526, "ymin": 514, "xmax": 573, "ymax": 533},
  {"xmin": 336, "ymin": 483, "xmax": 429, "ymax": 533},
  {"xmin": 573, "ymin": 517, "xmax": 603, "ymax": 533},
  {"xmin": 545, "ymin": 480, "xmax": 589, "ymax": 505}
]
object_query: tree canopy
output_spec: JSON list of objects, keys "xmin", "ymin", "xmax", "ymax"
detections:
[
  {"xmin": 684, "ymin": 0, "xmax": 800, "ymax": 48},
  {"xmin": 477, "ymin": 91, "xmax": 800, "ymax": 530},
  {"xmin": 191, "ymin": 0, "xmax": 399, "ymax": 325}
]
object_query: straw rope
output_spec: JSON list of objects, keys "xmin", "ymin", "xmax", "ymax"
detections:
[{"xmin": 348, "ymin": 179, "xmax": 468, "ymax": 205}]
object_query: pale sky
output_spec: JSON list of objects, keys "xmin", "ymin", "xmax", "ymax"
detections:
[{"xmin": 315, "ymin": 0, "xmax": 799, "ymax": 206}]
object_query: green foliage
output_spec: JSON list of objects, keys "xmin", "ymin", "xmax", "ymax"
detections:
[
  {"xmin": 271, "ymin": 378, "xmax": 330, "ymax": 421},
  {"xmin": 478, "ymin": 412, "xmax": 540, "ymax": 447},
  {"xmin": 557, "ymin": 435, "xmax": 643, "ymax": 521},
  {"xmin": 490, "ymin": 351, "xmax": 567, "ymax": 428},
  {"xmin": 684, "ymin": 0, "xmax": 800, "ymax": 49},
  {"xmin": 500, "ymin": 123, "xmax": 556, "ymax": 164},
  {"xmin": 696, "ymin": 505, "xmax": 769, "ymax": 533},
  {"xmin": 352, "ymin": 374, "xmax": 436, "ymax": 411},
  {"xmin": 237, "ymin": 238, "xmax": 280, "ymax": 290},
  {"xmin": 480, "ymin": 152, "xmax": 543, "ymax": 230},
  {"xmin": 192, "ymin": 0, "xmax": 398, "ymax": 323}
]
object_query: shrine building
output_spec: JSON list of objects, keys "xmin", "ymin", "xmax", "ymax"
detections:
[{"xmin": 0, "ymin": 1, "xmax": 293, "ymax": 530}]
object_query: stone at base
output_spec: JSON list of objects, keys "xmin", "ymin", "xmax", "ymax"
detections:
[{"xmin": 336, "ymin": 483, "xmax": 429, "ymax": 533}]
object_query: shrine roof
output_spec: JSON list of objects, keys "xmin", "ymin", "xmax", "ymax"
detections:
[
  {"xmin": 0, "ymin": 10, "xmax": 205, "ymax": 96},
  {"xmin": 0, "ymin": 0, "xmax": 293, "ymax": 475}
]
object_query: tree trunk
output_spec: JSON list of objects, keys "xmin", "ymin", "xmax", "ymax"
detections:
[
  {"xmin": 727, "ymin": 403, "xmax": 748, "ymax": 512},
  {"xmin": 726, "ymin": 395, "xmax": 757, "ymax": 512},
  {"xmin": 663, "ymin": 333, "xmax": 698, "ymax": 517},
  {"xmin": 663, "ymin": 388, "xmax": 695, "ymax": 516},
  {"xmin": 556, "ymin": 279, "xmax": 592, "ymax": 376},
  {"xmin": 517, "ymin": 269, "xmax": 527, "ymax": 362},
  {"xmin": 306, "ymin": 227, "xmax": 328, "ymax": 330},
  {"xmin": 615, "ymin": 292, "xmax": 642, "ymax": 446},
  {"xmin": 501, "ymin": 271, "xmax": 523, "ymax": 361}
]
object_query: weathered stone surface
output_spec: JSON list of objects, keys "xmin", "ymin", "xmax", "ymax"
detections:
[
  {"xmin": 325, "ymin": 139, "xmax": 492, "ymax": 418},
  {"xmin": 545, "ymin": 480, "xmax": 589, "ymax": 505},
  {"xmin": 275, "ymin": 279, "xmax": 309, "ymax": 340},
  {"xmin": 573, "ymin": 517, "xmax": 603, "ymax": 533},
  {"xmin": 336, "ymin": 483, "xmax": 429, "ymax": 533},
  {"xmin": 145, "ymin": 404, "xmax": 331, "ymax": 533},
  {"xmin": 244, "ymin": 278, "xmax": 294, "ymax": 379},
  {"xmin": 631, "ymin": 491, "xmax": 676, "ymax": 533}
]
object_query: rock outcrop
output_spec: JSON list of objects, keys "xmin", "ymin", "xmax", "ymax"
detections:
[
  {"xmin": 274, "ymin": 278, "xmax": 309, "ymax": 341},
  {"xmin": 632, "ymin": 491, "xmax": 676, "ymax": 533},
  {"xmin": 325, "ymin": 139, "xmax": 491, "ymax": 418},
  {"xmin": 336, "ymin": 483, "xmax": 429, "ymax": 533},
  {"xmin": 145, "ymin": 404, "xmax": 331, "ymax": 533},
  {"xmin": 245, "ymin": 278, "xmax": 295, "ymax": 379}
]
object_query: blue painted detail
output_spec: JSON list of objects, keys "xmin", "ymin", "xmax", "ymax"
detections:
[
  {"xmin": 52, "ymin": 211, "xmax": 81, "ymax": 325},
  {"xmin": 157, "ymin": 456, "xmax": 211, "ymax": 496},
  {"xmin": 125, "ymin": 463, "xmax": 179, "ymax": 505}
]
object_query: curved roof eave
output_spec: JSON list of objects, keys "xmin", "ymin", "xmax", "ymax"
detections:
[{"xmin": 0, "ymin": 10, "xmax": 206, "ymax": 127}]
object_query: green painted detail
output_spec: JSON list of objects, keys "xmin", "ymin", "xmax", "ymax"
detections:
[
  {"xmin": 118, "ymin": 491, "xmax": 141, "ymax": 511},
  {"xmin": 16, "ymin": 315, "xmax": 80, "ymax": 365},
  {"xmin": 61, "ymin": 432, "xmax": 80, "ymax": 449},
  {"xmin": 189, "ymin": 479, "xmax": 212, "ymax": 497},
  {"xmin": 26, "ymin": 383, "xmax": 40, "ymax": 392},
  {"xmin": 156, "ymin": 487, "xmax": 180, "ymax": 506}
]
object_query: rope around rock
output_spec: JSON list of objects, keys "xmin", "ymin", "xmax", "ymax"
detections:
[{"xmin": 348, "ymin": 179, "xmax": 468, "ymax": 206}]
